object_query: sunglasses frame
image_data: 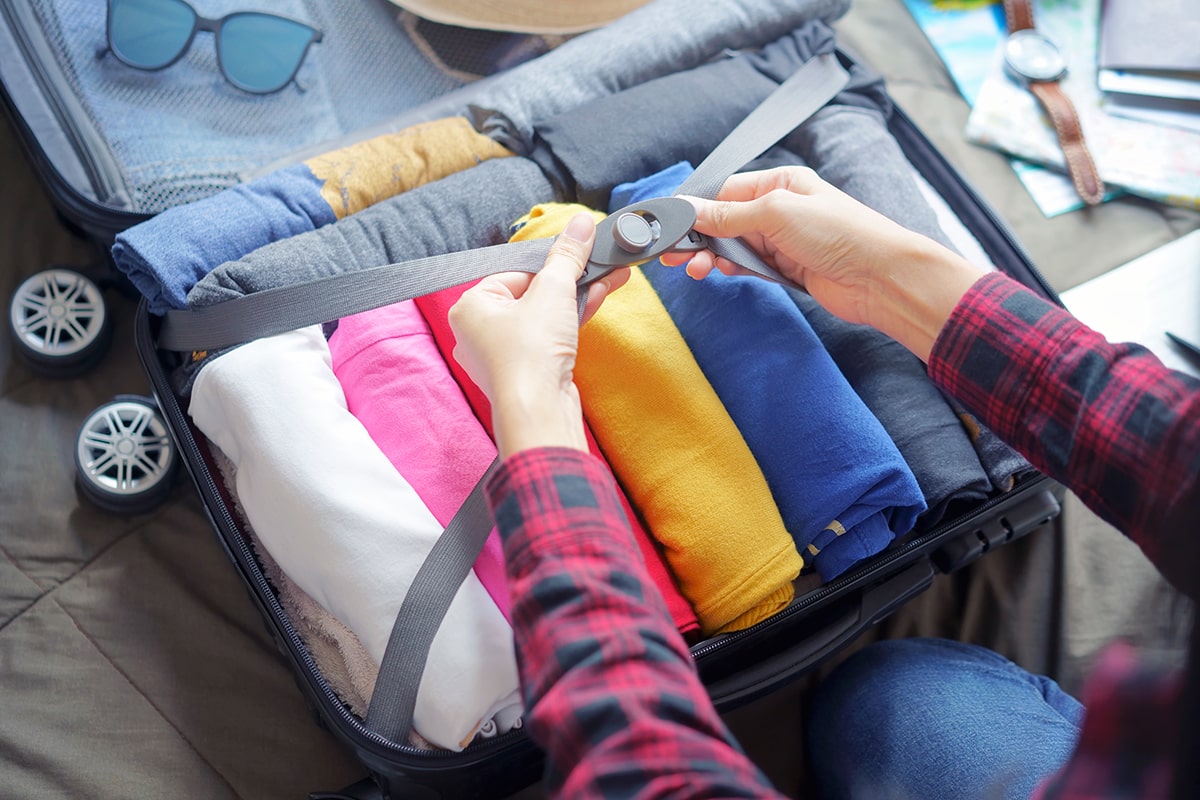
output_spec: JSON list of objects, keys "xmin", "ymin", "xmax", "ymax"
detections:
[{"xmin": 105, "ymin": 0, "xmax": 324, "ymax": 94}]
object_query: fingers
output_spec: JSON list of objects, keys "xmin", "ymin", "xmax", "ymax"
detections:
[
  {"xmin": 659, "ymin": 246, "xmax": 713, "ymax": 277},
  {"xmin": 530, "ymin": 212, "xmax": 596, "ymax": 300},
  {"xmin": 580, "ymin": 266, "xmax": 630, "ymax": 324},
  {"xmin": 683, "ymin": 252, "xmax": 715, "ymax": 280},
  {"xmin": 716, "ymin": 166, "xmax": 823, "ymax": 201},
  {"xmin": 673, "ymin": 166, "xmax": 822, "ymax": 240},
  {"xmin": 679, "ymin": 190, "xmax": 786, "ymax": 251},
  {"xmin": 605, "ymin": 265, "xmax": 631, "ymax": 294},
  {"xmin": 459, "ymin": 213, "xmax": 599, "ymax": 326},
  {"xmin": 477, "ymin": 271, "xmax": 534, "ymax": 303},
  {"xmin": 581, "ymin": 281, "xmax": 608, "ymax": 324},
  {"xmin": 669, "ymin": 194, "xmax": 784, "ymax": 281}
]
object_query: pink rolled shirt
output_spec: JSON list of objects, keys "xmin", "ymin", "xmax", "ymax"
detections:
[{"xmin": 329, "ymin": 299, "xmax": 511, "ymax": 620}]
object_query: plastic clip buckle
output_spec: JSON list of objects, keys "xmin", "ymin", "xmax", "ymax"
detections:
[{"xmin": 579, "ymin": 196, "xmax": 706, "ymax": 288}]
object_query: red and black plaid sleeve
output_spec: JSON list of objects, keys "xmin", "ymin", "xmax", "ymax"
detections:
[
  {"xmin": 929, "ymin": 271, "xmax": 1200, "ymax": 590},
  {"xmin": 486, "ymin": 447, "xmax": 785, "ymax": 799}
]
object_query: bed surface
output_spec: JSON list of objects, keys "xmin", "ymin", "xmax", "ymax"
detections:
[{"xmin": 1, "ymin": 1, "xmax": 1195, "ymax": 797}]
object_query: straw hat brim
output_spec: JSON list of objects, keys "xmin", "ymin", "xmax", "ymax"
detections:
[{"xmin": 386, "ymin": 0, "xmax": 654, "ymax": 34}]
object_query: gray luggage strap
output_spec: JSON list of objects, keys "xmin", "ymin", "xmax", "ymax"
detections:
[
  {"xmin": 157, "ymin": 240, "xmax": 554, "ymax": 352},
  {"xmin": 162, "ymin": 52, "xmax": 849, "ymax": 745}
]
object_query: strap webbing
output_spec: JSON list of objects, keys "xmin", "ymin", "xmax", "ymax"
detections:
[
  {"xmin": 677, "ymin": 52, "xmax": 847, "ymax": 200},
  {"xmin": 172, "ymin": 50, "xmax": 850, "ymax": 744},
  {"xmin": 158, "ymin": 239, "xmax": 553, "ymax": 353},
  {"xmin": 679, "ymin": 52, "xmax": 848, "ymax": 290},
  {"xmin": 365, "ymin": 459, "xmax": 500, "ymax": 742},
  {"xmin": 364, "ymin": 292, "xmax": 588, "ymax": 743}
]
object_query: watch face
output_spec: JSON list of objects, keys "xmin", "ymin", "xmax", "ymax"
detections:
[{"xmin": 1004, "ymin": 29, "xmax": 1067, "ymax": 82}]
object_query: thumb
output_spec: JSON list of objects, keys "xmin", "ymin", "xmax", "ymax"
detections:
[{"xmin": 529, "ymin": 212, "xmax": 596, "ymax": 300}]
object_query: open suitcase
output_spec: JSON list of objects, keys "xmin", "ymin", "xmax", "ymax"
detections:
[{"xmin": 6, "ymin": 1, "xmax": 1064, "ymax": 798}]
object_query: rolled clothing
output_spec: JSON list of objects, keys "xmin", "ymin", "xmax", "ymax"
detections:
[
  {"xmin": 113, "ymin": 117, "xmax": 514, "ymax": 315},
  {"xmin": 527, "ymin": 19, "xmax": 886, "ymax": 210},
  {"xmin": 784, "ymin": 103, "xmax": 1033, "ymax": 495},
  {"xmin": 456, "ymin": 0, "xmax": 851, "ymax": 151},
  {"xmin": 612, "ymin": 166, "xmax": 925, "ymax": 580},
  {"xmin": 511, "ymin": 203, "xmax": 803, "ymax": 636},
  {"xmin": 175, "ymin": 156, "xmax": 557, "ymax": 393},
  {"xmin": 186, "ymin": 156, "xmax": 554, "ymax": 307},
  {"xmin": 188, "ymin": 324, "xmax": 520, "ymax": 751},
  {"xmin": 412, "ymin": 280, "xmax": 702, "ymax": 641},
  {"xmin": 948, "ymin": 399, "xmax": 1038, "ymax": 494},
  {"xmin": 756, "ymin": 114, "xmax": 994, "ymax": 528},
  {"xmin": 114, "ymin": 162, "xmax": 336, "ymax": 315},
  {"xmin": 328, "ymin": 299, "xmax": 511, "ymax": 621},
  {"xmin": 790, "ymin": 291, "xmax": 993, "ymax": 530}
]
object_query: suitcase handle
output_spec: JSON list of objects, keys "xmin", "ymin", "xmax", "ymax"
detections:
[{"xmin": 703, "ymin": 560, "xmax": 935, "ymax": 711}]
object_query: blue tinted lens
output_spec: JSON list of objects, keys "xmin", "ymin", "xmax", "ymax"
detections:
[
  {"xmin": 108, "ymin": 0, "xmax": 195, "ymax": 69},
  {"xmin": 218, "ymin": 14, "xmax": 317, "ymax": 93}
]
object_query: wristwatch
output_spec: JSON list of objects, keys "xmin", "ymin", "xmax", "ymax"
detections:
[{"xmin": 1002, "ymin": 0, "xmax": 1105, "ymax": 206}]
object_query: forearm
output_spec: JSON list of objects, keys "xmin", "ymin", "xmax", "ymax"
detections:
[
  {"xmin": 490, "ymin": 381, "xmax": 589, "ymax": 458},
  {"xmin": 486, "ymin": 449, "xmax": 783, "ymax": 798},
  {"xmin": 864, "ymin": 234, "xmax": 986, "ymax": 363}
]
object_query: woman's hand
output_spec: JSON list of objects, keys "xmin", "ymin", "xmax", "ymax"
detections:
[
  {"xmin": 449, "ymin": 213, "xmax": 627, "ymax": 458},
  {"xmin": 660, "ymin": 166, "xmax": 985, "ymax": 362}
]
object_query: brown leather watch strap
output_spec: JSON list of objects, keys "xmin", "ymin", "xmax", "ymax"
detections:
[
  {"xmin": 1004, "ymin": 0, "xmax": 1035, "ymax": 33},
  {"xmin": 1028, "ymin": 81, "xmax": 1104, "ymax": 205},
  {"xmin": 1003, "ymin": 0, "xmax": 1105, "ymax": 206}
]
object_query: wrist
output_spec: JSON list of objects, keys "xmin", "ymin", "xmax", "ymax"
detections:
[
  {"xmin": 869, "ymin": 236, "xmax": 986, "ymax": 362},
  {"xmin": 491, "ymin": 378, "xmax": 588, "ymax": 459}
]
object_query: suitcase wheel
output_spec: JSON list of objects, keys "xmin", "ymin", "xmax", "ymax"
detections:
[
  {"xmin": 8, "ymin": 267, "xmax": 113, "ymax": 378},
  {"xmin": 74, "ymin": 395, "xmax": 179, "ymax": 514}
]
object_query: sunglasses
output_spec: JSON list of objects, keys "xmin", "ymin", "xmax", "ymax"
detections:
[{"xmin": 103, "ymin": 0, "xmax": 323, "ymax": 94}]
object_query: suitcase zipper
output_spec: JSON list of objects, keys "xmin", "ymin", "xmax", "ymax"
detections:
[{"xmin": 0, "ymin": 0, "xmax": 136, "ymax": 229}]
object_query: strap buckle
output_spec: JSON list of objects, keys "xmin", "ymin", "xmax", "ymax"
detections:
[{"xmin": 579, "ymin": 196, "xmax": 706, "ymax": 287}]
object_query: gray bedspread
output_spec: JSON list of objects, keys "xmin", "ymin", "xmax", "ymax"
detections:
[{"xmin": 1, "ymin": 0, "xmax": 1196, "ymax": 797}]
